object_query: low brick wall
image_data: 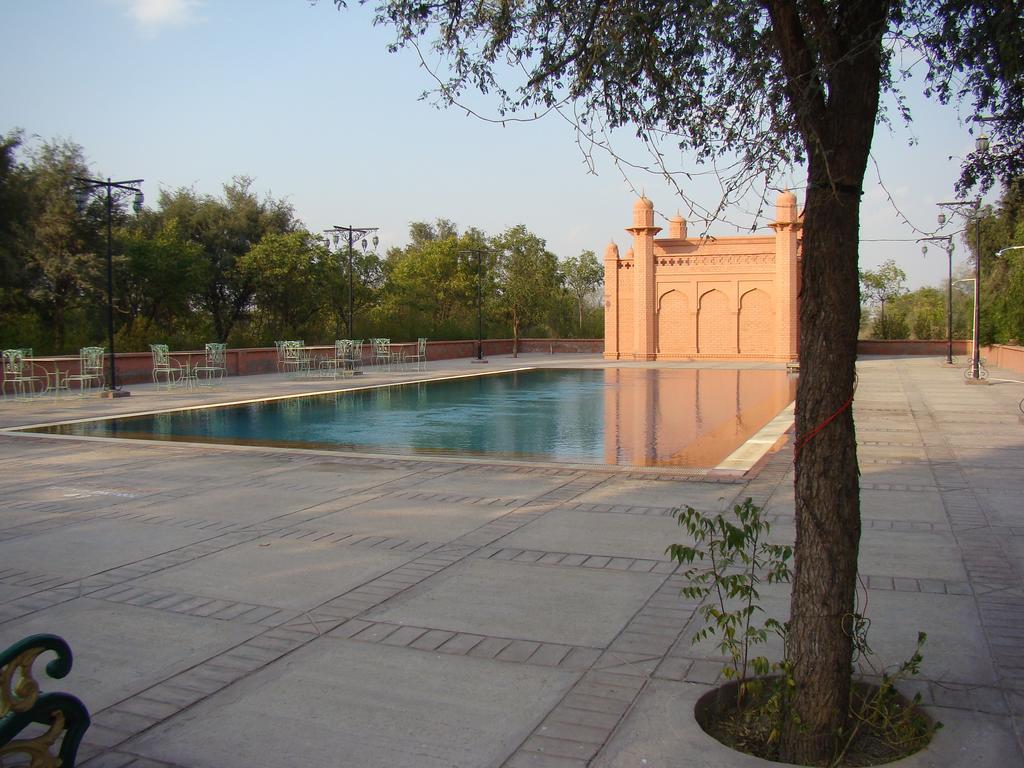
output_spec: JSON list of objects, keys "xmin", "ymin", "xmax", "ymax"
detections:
[
  {"xmin": 856, "ymin": 339, "xmax": 971, "ymax": 356},
  {"xmin": 982, "ymin": 344, "xmax": 1024, "ymax": 376},
  {"xmin": 23, "ymin": 339, "xmax": 605, "ymax": 385},
  {"xmin": 35, "ymin": 339, "xmax": 1024, "ymax": 387},
  {"xmin": 31, "ymin": 339, "xmax": 1010, "ymax": 386}
]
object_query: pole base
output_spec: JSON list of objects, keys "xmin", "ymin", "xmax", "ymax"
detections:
[
  {"xmin": 471, "ymin": 359, "xmax": 490, "ymax": 364},
  {"xmin": 102, "ymin": 389, "xmax": 131, "ymax": 399},
  {"xmin": 964, "ymin": 378, "xmax": 989, "ymax": 386}
]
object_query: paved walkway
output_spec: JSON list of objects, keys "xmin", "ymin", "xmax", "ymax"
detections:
[{"xmin": 0, "ymin": 355, "xmax": 1020, "ymax": 767}]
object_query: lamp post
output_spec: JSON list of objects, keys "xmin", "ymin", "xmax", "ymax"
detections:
[
  {"xmin": 918, "ymin": 233, "xmax": 955, "ymax": 364},
  {"xmin": 937, "ymin": 198, "xmax": 982, "ymax": 380},
  {"xmin": 324, "ymin": 226, "xmax": 378, "ymax": 339},
  {"xmin": 74, "ymin": 177, "xmax": 144, "ymax": 398},
  {"xmin": 939, "ymin": 131, "xmax": 988, "ymax": 380},
  {"xmin": 952, "ymin": 278, "xmax": 977, "ymax": 366},
  {"xmin": 459, "ymin": 249, "xmax": 489, "ymax": 363}
]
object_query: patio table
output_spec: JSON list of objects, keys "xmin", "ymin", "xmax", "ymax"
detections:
[{"xmin": 44, "ymin": 369, "xmax": 69, "ymax": 399}]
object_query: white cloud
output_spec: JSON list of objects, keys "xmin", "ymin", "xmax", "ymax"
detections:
[{"xmin": 119, "ymin": 0, "xmax": 203, "ymax": 31}]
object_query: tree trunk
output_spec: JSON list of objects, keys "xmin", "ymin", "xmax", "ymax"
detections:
[
  {"xmin": 512, "ymin": 317, "xmax": 520, "ymax": 357},
  {"xmin": 765, "ymin": 2, "xmax": 889, "ymax": 761},
  {"xmin": 780, "ymin": 180, "xmax": 863, "ymax": 763}
]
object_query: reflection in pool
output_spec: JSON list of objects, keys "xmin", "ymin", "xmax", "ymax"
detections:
[{"xmin": 33, "ymin": 368, "xmax": 795, "ymax": 468}]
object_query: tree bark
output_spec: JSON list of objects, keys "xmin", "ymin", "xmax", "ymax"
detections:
[
  {"xmin": 781, "ymin": 179, "xmax": 863, "ymax": 763},
  {"xmin": 765, "ymin": 1, "xmax": 890, "ymax": 762}
]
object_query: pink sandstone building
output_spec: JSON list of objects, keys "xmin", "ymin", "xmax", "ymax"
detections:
[{"xmin": 603, "ymin": 191, "xmax": 802, "ymax": 361}]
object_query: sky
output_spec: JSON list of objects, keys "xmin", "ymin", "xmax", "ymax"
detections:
[{"xmin": 1, "ymin": 0, "xmax": 996, "ymax": 289}]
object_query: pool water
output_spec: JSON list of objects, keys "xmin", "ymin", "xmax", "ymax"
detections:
[{"xmin": 34, "ymin": 368, "xmax": 796, "ymax": 468}]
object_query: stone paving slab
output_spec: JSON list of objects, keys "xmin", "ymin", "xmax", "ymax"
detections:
[
  {"xmin": 495, "ymin": 507, "xmax": 685, "ymax": 561},
  {"xmin": 0, "ymin": 598, "xmax": 260, "ymax": 712},
  {"xmin": 108, "ymin": 480, "xmax": 347, "ymax": 525},
  {"xmin": 131, "ymin": 537, "xmax": 415, "ymax": 611},
  {"xmin": 124, "ymin": 639, "xmax": 579, "ymax": 768},
  {"xmin": 403, "ymin": 465, "xmax": 581, "ymax": 499},
  {"xmin": 860, "ymin": 487, "xmax": 948, "ymax": 522},
  {"xmin": 366, "ymin": 558, "xmax": 666, "ymax": 648},
  {"xmin": 570, "ymin": 477, "xmax": 742, "ymax": 511},
  {"xmin": 306, "ymin": 493, "xmax": 525, "ymax": 541},
  {"xmin": 856, "ymin": 528, "xmax": 969, "ymax": 582},
  {"xmin": 0, "ymin": 518, "xmax": 228, "ymax": 580}
]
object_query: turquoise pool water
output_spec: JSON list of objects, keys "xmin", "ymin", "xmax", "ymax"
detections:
[{"xmin": 33, "ymin": 368, "xmax": 795, "ymax": 468}]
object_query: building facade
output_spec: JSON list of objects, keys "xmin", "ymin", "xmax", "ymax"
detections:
[{"xmin": 603, "ymin": 191, "xmax": 801, "ymax": 361}]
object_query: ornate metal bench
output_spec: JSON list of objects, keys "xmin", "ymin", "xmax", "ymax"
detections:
[{"xmin": 1, "ymin": 634, "xmax": 90, "ymax": 767}]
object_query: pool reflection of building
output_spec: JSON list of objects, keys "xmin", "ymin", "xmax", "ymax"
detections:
[{"xmin": 603, "ymin": 368, "xmax": 796, "ymax": 467}]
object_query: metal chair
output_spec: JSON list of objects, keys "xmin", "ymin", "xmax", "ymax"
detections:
[
  {"xmin": 66, "ymin": 347, "xmax": 105, "ymax": 395},
  {"xmin": 1, "ymin": 349, "xmax": 45, "ymax": 399},
  {"xmin": 405, "ymin": 337, "xmax": 428, "ymax": 371},
  {"xmin": 371, "ymin": 338, "xmax": 392, "ymax": 371},
  {"xmin": 274, "ymin": 341, "xmax": 288, "ymax": 373},
  {"xmin": 150, "ymin": 344, "xmax": 186, "ymax": 389},
  {"xmin": 349, "ymin": 340, "xmax": 364, "ymax": 374},
  {"xmin": 318, "ymin": 340, "xmax": 352, "ymax": 379},
  {"xmin": 280, "ymin": 340, "xmax": 309, "ymax": 377},
  {"xmin": 193, "ymin": 343, "xmax": 227, "ymax": 385}
]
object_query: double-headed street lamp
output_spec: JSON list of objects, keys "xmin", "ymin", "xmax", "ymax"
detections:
[
  {"xmin": 937, "ymin": 132, "xmax": 989, "ymax": 381},
  {"xmin": 918, "ymin": 234, "xmax": 955, "ymax": 365},
  {"xmin": 937, "ymin": 197, "xmax": 983, "ymax": 380},
  {"xmin": 74, "ymin": 177, "xmax": 144, "ymax": 398},
  {"xmin": 324, "ymin": 226, "xmax": 378, "ymax": 339}
]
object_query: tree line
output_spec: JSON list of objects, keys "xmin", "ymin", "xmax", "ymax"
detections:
[
  {"xmin": 0, "ymin": 132, "xmax": 605, "ymax": 356},
  {"xmin": 860, "ymin": 182, "xmax": 1024, "ymax": 344}
]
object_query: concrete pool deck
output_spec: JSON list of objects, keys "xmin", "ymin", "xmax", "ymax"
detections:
[{"xmin": 0, "ymin": 354, "xmax": 1022, "ymax": 767}]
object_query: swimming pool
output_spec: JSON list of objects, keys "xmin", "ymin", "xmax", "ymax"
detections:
[{"xmin": 30, "ymin": 368, "xmax": 795, "ymax": 469}]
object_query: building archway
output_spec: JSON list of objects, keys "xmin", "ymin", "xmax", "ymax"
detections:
[
  {"xmin": 738, "ymin": 288, "xmax": 774, "ymax": 355},
  {"xmin": 697, "ymin": 289, "xmax": 732, "ymax": 355},
  {"xmin": 656, "ymin": 290, "xmax": 693, "ymax": 355}
]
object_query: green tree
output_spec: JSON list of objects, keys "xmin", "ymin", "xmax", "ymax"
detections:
[
  {"xmin": 560, "ymin": 250, "xmax": 603, "ymax": 332},
  {"xmin": 0, "ymin": 131, "xmax": 34, "ymax": 348},
  {"xmin": 324, "ymin": 242, "xmax": 385, "ymax": 340},
  {"xmin": 335, "ymin": 0, "xmax": 1023, "ymax": 759},
  {"xmin": 860, "ymin": 259, "xmax": 908, "ymax": 339},
  {"xmin": 891, "ymin": 286, "xmax": 945, "ymax": 340},
  {"xmin": 19, "ymin": 139, "xmax": 101, "ymax": 351},
  {"xmin": 115, "ymin": 212, "xmax": 208, "ymax": 349},
  {"xmin": 237, "ymin": 230, "xmax": 331, "ymax": 340},
  {"xmin": 489, "ymin": 225, "xmax": 561, "ymax": 356},
  {"xmin": 962, "ymin": 182, "xmax": 1024, "ymax": 344},
  {"xmin": 0, "ymin": 131, "xmax": 29, "ymax": 291},
  {"xmin": 158, "ymin": 177, "xmax": 297, "ymax": 343},
  {"xmin": 379, "ymin": 220, "xmax": 484, "ymax": 339}
]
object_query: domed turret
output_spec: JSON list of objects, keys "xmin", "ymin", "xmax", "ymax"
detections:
[
  {"xmin": 776, "ymin": 189, "xmax": 798, "ymax": 223},
  {"xmin": 632, "ymin": 195, "xmax": 655, "ymax": 228},
  {"xmin": 668, "ymin": 213, "xmax": 687, "ymax": 239},
  {"xmin": 604, "ymin": 241, "xmax": 620, "ymax": 260}
]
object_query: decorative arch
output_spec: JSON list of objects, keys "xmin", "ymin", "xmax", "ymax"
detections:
[
  {"xmin": 656, "ymin": 289, "xmax": 694, "ymax": 355},
  {"xmin": 697, "ymin": 289, "xmax": 733, "ymax": 355},
  {"xmin": 738, "ymin": 288, "xmax": 774, "ymax": 355}
]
